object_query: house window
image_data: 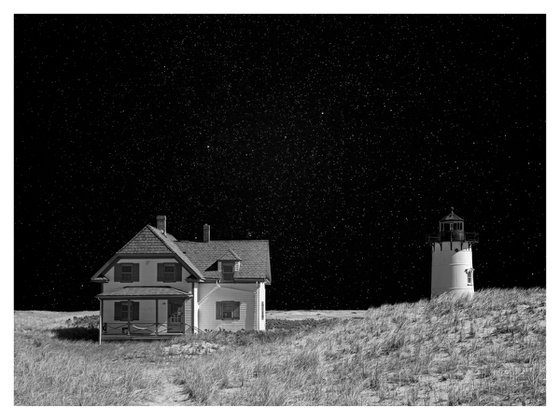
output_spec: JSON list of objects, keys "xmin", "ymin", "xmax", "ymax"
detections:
[
  {"xmin": 158, "ymin": 263, "xmax": 180, "ymax": 282},
  {"xmin": 261, "ymin": 301, "xmax": 264, "ymax": 320},
  {"xmin": 121, "ymin": 264, "xmax": 132, "ymax": 282},
  {"xmin": 116, "ymin": 263, "xmax": 138, "ymax": 282},
  {"xmin": 221, "ymin": 262, "xmax": 235, "ymax": 282},
  {"xmin": 115, "ymin": 301, "xmax": 139, "ymax": 321},
  {"xmin": 164, "ymin": 264, "xmax": 175, "ymax": 281},
  {"xmin": 216, "ymin": 301, "xmax": 240, "ymax": 320}
]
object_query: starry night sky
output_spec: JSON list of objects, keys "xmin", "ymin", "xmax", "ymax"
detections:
[{"xmin": 15, "ymin": 15, "xmax": 545, "ymax": 311}]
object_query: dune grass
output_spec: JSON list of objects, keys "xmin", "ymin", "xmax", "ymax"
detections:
[
  {"xmin": 14, "ymin": 311, "xmax": 164, "ymax": 405},
  {"xmin": 14, "ymin": 288, "xmax": 545, "ymax": 405},
  {"xmin": 172, "ymin": 288, "xmax": 545, "ymax": 405}
]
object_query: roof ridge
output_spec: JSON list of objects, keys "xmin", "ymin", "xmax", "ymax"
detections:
[
  {"xmin": 217, "ymin": 248, "xmax": 242, "ymax": 261},
  {"xmin": 147, "ymin": 225, "xmax": 205, "ymax": 280},
  {"xmin": 179, "ymin": 239, "xmax": 270, "ymax": 243}
]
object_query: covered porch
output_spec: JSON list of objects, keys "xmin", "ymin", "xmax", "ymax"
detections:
[{"xmin": 97, "ymin": 286, "xmax": 193, "ymax": 343}]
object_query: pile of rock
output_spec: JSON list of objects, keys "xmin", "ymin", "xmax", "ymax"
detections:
[{"xmin": 162, "ymin": 341, "xmax": 222, "ymax": 356}]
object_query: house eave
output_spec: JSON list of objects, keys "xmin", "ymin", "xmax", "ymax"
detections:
[
  {"xmin": 96, "ymin": 286, "xmax": 193, "ymax": 300},
  {"xmin": 200, "ymin": 277, "xmax": 270, "ymax": 284},
  {"xmin": 97, "ymin": 294, "xmax": 192, "ymax": 300}
]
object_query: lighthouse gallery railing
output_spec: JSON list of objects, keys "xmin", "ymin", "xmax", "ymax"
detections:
[{"xmin": 426, "ymin": 231, "xmax": 479, "ymax": 244}]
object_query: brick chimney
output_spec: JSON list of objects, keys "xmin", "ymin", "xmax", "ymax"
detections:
[
  {"xmin": 156, "ymin": 215, "xmax": 167, "ymax": 234},
  {"xmin": 203, "ymin": 224, "xmax": 210, "ymax": 242}
]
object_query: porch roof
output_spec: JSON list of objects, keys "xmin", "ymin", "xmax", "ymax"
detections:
[{"xmin": 97, "ymin": 286, "xmax": 192, "ymax": 299}]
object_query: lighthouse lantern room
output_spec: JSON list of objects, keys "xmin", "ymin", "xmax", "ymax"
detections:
[{"xmin": 427, "ymin": 208, "xmax": 479, "ymax": 298}]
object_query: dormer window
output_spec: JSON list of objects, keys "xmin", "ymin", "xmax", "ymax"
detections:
[
  {"xmin": 222, "ymin": 261, "xmax": 235, "ymax": 282},
  {"xmin": 217, "ymin": 249, "xmax": 242, "ymax": 282}
]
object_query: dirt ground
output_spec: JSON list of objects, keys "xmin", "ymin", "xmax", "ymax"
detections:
[{"xmin": 266, "ymin": 310, "xmax": 366, "ymax": 320}]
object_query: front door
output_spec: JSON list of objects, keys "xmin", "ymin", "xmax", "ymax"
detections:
[{"xmin": 167, "ymin": 299, "xmax": 184, "ymax": 333}]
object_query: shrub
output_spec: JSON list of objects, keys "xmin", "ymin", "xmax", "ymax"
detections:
[{"xmin": 66, "ymin": 315, "xmax": 99, "ymax": 329}]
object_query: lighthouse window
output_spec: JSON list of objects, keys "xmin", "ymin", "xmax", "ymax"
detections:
[{"xmin": 466, "ymin": 269, "xmax": 473, "ymax": 285}]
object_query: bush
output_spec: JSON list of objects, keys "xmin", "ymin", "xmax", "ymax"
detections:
[{"xmin": 66, "ymin": 315, "xmax": 100, "ymax": 329}]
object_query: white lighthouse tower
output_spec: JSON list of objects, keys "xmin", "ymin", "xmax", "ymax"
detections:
[{"xmin": 428, "ymin": 208, "xmax": 479, "ymax": 298}]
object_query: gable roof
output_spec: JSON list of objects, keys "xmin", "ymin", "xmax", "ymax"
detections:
[
  {"xmin": 217, "ymin": 249, "xmax": 242, "ymax": 261},
  {"xmin": 177, "ymin": 240, "xmax": 271, "ymax": 282},
  {"xmin": 146, "ymin": 225, "xmax": 205, "ymax": 279},
  {"xmin": 91, "ymin": 225, "xmax": 205, "ymax": 280},
  {"xmin": 117, "ymin": 225, "xmax": 172, "ymax": 254}
]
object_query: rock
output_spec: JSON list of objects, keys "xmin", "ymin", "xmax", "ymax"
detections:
[{"xmin": 162, "ymin": 341, "xmax": 224, "ymax": 356}]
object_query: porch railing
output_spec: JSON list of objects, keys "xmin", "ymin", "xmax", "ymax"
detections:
[
  {"xmin": 102, "ymin": 322, "xmax": 184, "ymax": 336},
  {"xmin": 102, "ymin": 322, "xmax": 204, "ymax": 336}
]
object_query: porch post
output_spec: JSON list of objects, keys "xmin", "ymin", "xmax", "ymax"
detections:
[
  {"xmin": 192, "ymin": 283, "xmax": 199, "ymax": 334},
  {"xmin": 182, "ymin": 298, "xmax": 186, "ymax": 333},
  {"xmin": 155, "ymin": 298, "xmax": 159, "ymax": 336},
  {"xmin": 98, "ymin": 299, "xmax": 103, "ymax": 345},
  {"xmin": 127, "ymin": 299, "xmax": 131, "ymax": 336}
]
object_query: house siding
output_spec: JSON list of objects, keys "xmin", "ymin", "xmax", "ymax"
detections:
[
  {"xmin": 197, "ymin": 283, "xmax": 258, "ymax": 331},
  {"xmin": 100, "ymin": 258, "xmax": 191, "ymax": 335},
  {"xmin": 102, "ymin": 299, "xmax": 167, "ymax": 334},
  {"xmin": 259, "ymin": 282, "xmax": 266, "ymax": 331},
  {"xmin": 103, "ymin": 258, "xmax": 192, "ymax": 294},
  {"xmin": 184, "ymin": 297, "xmax": 193, "ymax": 331}
]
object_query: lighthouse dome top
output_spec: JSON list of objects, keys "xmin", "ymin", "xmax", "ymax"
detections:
[{"xmin": 439, "ymin": 208, "xmax": 464, "ymax": 222}]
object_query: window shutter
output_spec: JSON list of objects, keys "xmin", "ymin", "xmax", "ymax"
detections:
[
  {"xmin": 115, "ymin": 264, "xmax": 122, "ymax": 282},
  {"xmin": 233, "ymin": 302, "xmax": 240, "ymax": 320},
  {"xmin": 216, "ymin": 302, "xmax": 222, "ymax": 320},
  {"xmin": 132, "ymin": 302, "xmax": 139, "ymax": 320},
  {"xmin": 157, "ymin": 263, "xmax": 164, "ymax": 282},
  {"xmin": 132, "ymin": 263, "xmax": 139, "ymax": 282},
  {"xmin": 175, "ymin": 264, "xmax": 181, "ymax": 282},
  {"xmin": 115, "ymin": 302, "xmax": 122, "ymax": 321}
]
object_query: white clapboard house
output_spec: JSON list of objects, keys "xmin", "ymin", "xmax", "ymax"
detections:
[{"xmin": 91, "ymin": 216, "xmax": 271, "ymax": 342}]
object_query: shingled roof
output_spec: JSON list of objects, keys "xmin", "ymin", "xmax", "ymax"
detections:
[
  {"xmin": 217, "ymin": 249, "xmax": 242, "ymax": 261},
  {"xmin": 97, "ymin": 286, "xmax": 192, "ymax": 299},
  {"xmin": 117, "ymin": 225, "xmax": 171, "ymax": 254},
  {"xmin": 146, "ymin": 226, "xmax": 205, "ymax": 279},
  {"xmin": 177, "ymin": 240, "xmax": 271, "ymax": 282},
  {"xmin": 91, "ymin": 225, "xmax": 205, "ymax": 280},
  {"xmin": 91, "ymin": 219, "xmax": 271, "ymax": 283}
]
